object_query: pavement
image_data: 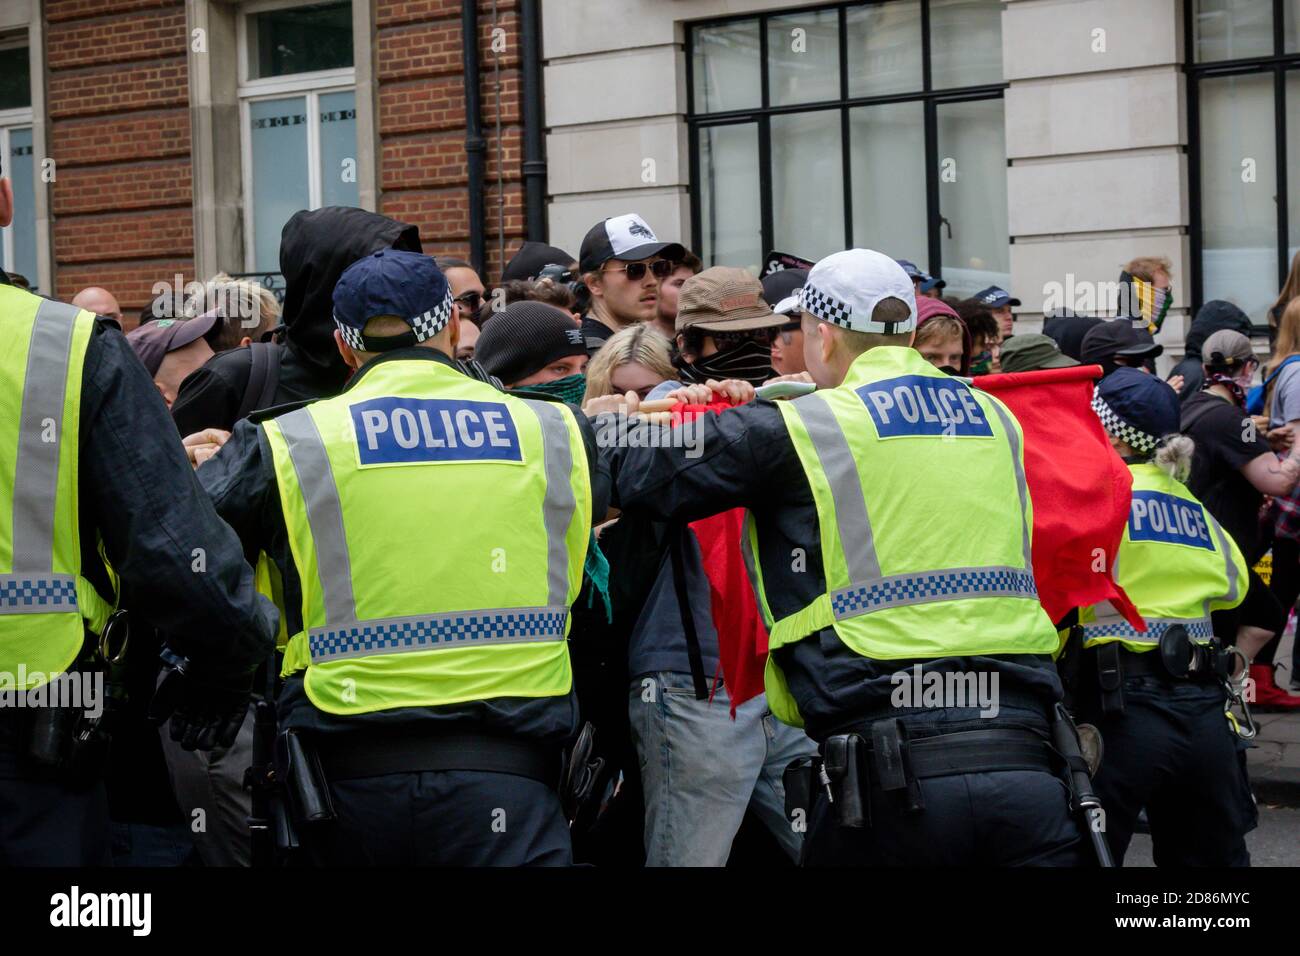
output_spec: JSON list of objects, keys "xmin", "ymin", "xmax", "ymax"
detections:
[{"xmin": 1246, "ymin": 710, "xmax": 1300, "ymax": 807}]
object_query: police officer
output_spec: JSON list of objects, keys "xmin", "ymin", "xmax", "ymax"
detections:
[
  {"xmin": 1076, "ymin": 368, "xmax": 1256, "ymax": 865},
  {"xmin": 190, "ymin": 249, "xmax": 608, "ymax": 865},
  {"xmin": 600, "ymin": 249, "xmax": 1085, "ymax": 865},
  {"xmin": 0, "ymin": 160, "xmax": 277, "ymax": 865}
]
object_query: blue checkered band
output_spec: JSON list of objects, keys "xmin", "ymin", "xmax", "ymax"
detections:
[
  {"xmin": 309, "ymin": 606, "xmax": 569, "ymax": 663},
  {"xmin": 1091, "ymin": 392, "xmax": 1158, "ymax": 454},
  {"xmin": 831, "ymin": 567, "xmax": 1038, "ymax": 619},
  {"xmin": 0, "ymin": 575, "xmax": 78, "ymax": 614},
  {"xmin": 1082, "ymin": 616, "xmax": 1214, "ymax": 644},
  {"xmin": 334, "ymin": 287, "xmax": 456, "ymax": 351}
]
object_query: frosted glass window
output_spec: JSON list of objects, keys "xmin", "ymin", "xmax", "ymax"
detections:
[
  {"xmin": 318, "ymin": 90, "xmax": 359, "ymax": 207},
  {"xmin": 930, "ymin": 0, "xmax": 1003, "ymax": 89},
  {"xmin": 1195, "ymin": 0, "xmax": 1274, "ymax": 62},
  {"xmin": 1200, "ymin": 73, "xmax": 1276, "ymax": 324},
  {"xmin": 4, "ymin": 127, "xmax": 36, "ymax": 286},
  {"xmin": 249, "ymin": 97, "xmax": 310, "ymax": 274},
  {"xmin": 771, "ymin": 110, "xmax": 844, "ymax": 261},
  {"xmin": 693, "ymin": 20, "xmax": 761, "ymax": 114},
  {"xmin": 768, "ymin": 10, "xmax": 840, "ymax": 107},
  {"xmin": 698, "ymin": 124, "xmax": 761, "ymax": 271},
  {"xmin": 850, "ymin": 102, "xmax": 927, "ymax": 268},
  {"xmin": 936, "ymin": 98, "xmax": 1009, "ymax": 298},
  {"xmin": 846, "ymin": 1, "xmax": 922, "ymax": 98}
]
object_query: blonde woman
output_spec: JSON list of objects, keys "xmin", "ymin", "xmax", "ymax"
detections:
[{"xmin": 581, "ymin": 324, "xmax": 677, "ymax": 415}]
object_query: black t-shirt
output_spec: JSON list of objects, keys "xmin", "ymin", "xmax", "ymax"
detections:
[
  {"xmin": 1182, "ymin": 390, "xmax": 1272, "ymax": 562},
  {"xmin": 580, "ymin": 316, "xmax": 615, "ymax": 356}
]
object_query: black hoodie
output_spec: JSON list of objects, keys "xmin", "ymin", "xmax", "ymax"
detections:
[
  {"xmin": 1167, "ymin": 299, "xmax": 1252, "ymax": 402},
  {"xmin": 171, "ymin": 207, "xmax": 421, "ymax": 435}
]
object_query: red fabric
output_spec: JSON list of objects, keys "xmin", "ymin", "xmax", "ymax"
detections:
[
  {"xmin": 976, "ymin": 366, "xmax": 1143, "ymax": 629},
  {"xmin": 672, "ymin": 398, "xmax": 770, "ymax": 715}
]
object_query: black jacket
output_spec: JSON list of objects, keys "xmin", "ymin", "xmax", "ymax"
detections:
[
  {"xmin": 170, "ymin": 207, "xmax": 422, "ymax": 436},
  {"xmin": 196, "ymin": 348, "xmax": 611, "ymax": 745},
  {"xmin": 598, "ymin": 400, "xmax": 1064, "ymax": 742}
]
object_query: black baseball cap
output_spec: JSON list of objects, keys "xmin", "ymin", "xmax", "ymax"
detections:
[
  {"xmin": 579, "ymin": 213, "xmax": 684, "ymax": 274},
  {"xmin": 1080, "ymin": 319, "xmax": 1163, "ymax": 366},
  {"xmin": 760, "ymin": 267, "xmax": 808, "ymax": 308},
  {"xmin": 502, "ymin": 241, "xmax": 576, "ymax": 283}
]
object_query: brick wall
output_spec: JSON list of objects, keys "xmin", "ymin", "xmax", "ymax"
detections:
[
  {"xmin": 376, "ymin": 0, "xmax": 526, "ymax": 283},
  {"xmin": 41, "ymin": 0, "xmax": 529, "ymax": 322},
  {"xmin": 46, "ymin": 0, "xmax": 193, "ymax": 324}
]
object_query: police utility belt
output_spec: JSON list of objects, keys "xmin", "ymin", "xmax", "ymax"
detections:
[
  {"xmin": 1088, "ymin": 627, "xmax": 1235, "ymax": 716},
  {"xmin": 783, "ymin": 719, "xmax": 1056, "ymax": 829}
]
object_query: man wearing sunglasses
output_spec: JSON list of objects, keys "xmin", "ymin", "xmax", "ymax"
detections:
[{"xmin": 578, "ymin": 213, "xmax": 684, "ymax": 356}]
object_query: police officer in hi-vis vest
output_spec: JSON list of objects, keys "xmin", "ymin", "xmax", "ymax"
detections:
[
  {"xmin": 1076, "ymin": 368, "xmax": 1256, "ymax": 865},
  {"xmin": 189, "ymin": 249, "xmax": 608, "ymax": 865},
  {"xmin": 600, "ymin": 249, "xmax": 1085, "ymax": 865},
  {"xmin": 0, "ymin": 159, "xmax": 277, "ymax": 865}
]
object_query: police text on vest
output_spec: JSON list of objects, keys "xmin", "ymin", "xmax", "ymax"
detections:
[
  {"xmin": 350, "ymin": 397, "xmax": 523, "ymax": 465},
  {"xmin": 1128, "ymin": 490, "xmax": 1214, "ymax": 550},
  {"xmin": 856, "ymin": 375, "xmax": 994, "ymax": 438},
  {"xmin": 50, "ymin": 886, "xmax": 151, "ymax": 936}
]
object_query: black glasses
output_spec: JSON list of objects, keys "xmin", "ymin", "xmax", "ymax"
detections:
[
  {"xmin": 775, "ymin": 321, "xmax": 800, "ymax": 346},
  {"xmin": 708, "ymin": 327, "xmax": 780, "ymax": 349},
  {"xmin": 602, "ymin": 260, "xmax": 674, "ymax": 281},
  {"xmin": 453, "ymin": 291, "xmax": 484, "ymax": 316}
]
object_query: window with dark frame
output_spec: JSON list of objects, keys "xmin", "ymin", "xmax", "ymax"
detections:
[
  {"xmin": 1187, "ymin": 0, "xmax": 1300, "ymax": 330},
  {"xmin": 0, "ymin": 40, "xmax": 35, "ymax": 288},
  {"xmin": 687, "ymin": 0, "xmax": 1008, "ymax": 299}
]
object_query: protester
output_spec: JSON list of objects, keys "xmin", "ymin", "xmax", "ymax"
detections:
[
  {"xmin": 1181, "ymin": 329, "xmax": 1294, "ymax": 666},
  {"xmin": 1262, "ymin": 299, "xmax": 1300, "ymax": 698},
  {"xmin": 1080, "ymin": 319, "xmax": 1163, "ymax": 378},
  {"xmin": 911, "ymin": 296, "xmax": 970, "ymax": 375},
  {"xmin": 999, "ymin": 333, "xmax": 1078, "ymax": 374},
  {"xmin": 1269, "ymin": 251, "xmax": 1300, "ymax": 349},
  {"xmin": 501, "ymin": 240, "xmax": 577, "ymax": 283},
  {"xmin": 126, "ymin": 313, "xmax": 222, "ymax": 408},
  {"xmin": 652, "ymin": 250, "xmax": 702, "ymax": 340},
  {"xmin": 578, "ymin": 213, "xmax": 683, "ymax": 355},
  {"xmin": 189, "ymin": 273, "xmax": 281, "ymax": 352},
  {"xmin": 762, "ymin": 267, "xmax": 809, "ymax": 376},
  {"xmin": 1120, "ymin": 255, "xmax": 1174, "ymax": 334},
  {"xmin": 674, "ymin": 267, "xmax": 782, "ymax": 387},
  {"xmin": 1166, "ymin": 300, "xmax": 1254, "ymax": 401},
  {"xmin": 474, "ymin": 300, "xmax": 589, "ymax": 399},
  {"xmin": 955, "ymin": 301, "xmax": 1001, "ymax": 374},
  {"xmin": 1043, "ymin": 309, "xmax": 1103, "ymax": 361},
  {"xmin": 581, "ymin": 324, "xmax": 676, "ymax": 410},
  {"xmin": 971, "ymin": 285, "xmax": 1020, "ymax": 340},
  {"xmin": 435, "ymin": 255, "xmax": 487, "ymax": 326},
  {"xmin": 72, "ymin": 285, "xmax": 123, "ymax": 324}
]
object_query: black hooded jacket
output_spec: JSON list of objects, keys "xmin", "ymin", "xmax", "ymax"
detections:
[
  {"xmin": 171, "ymin": 207, "xmax": 421, "ymax": 435},
  {"xmin": 1167, "ymin": 300, "xmax": 1252, "ymax": 402}
]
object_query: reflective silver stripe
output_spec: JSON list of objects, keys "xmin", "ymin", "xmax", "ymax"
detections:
[
  {"xmin": 0, "ymin": 574, "xmax": 78, "ymax": 613},
  {"xmin": 276, "ymin": 409, "xmax": 358, "ymax": 627},
  {"xmin": 790, "ymin": 394, "xmax": 881, "ymax": 583},
  {"xmin": 12, "ymin": 300, "xmax": 79, "ymax": 573},
  {"xmin": 522, "ymin": 400, "xmax": 578, "ymax": 609},
  {"xmin": 1081, "ymin": 615, "xmax": 1214, "ymax": 644},
  {"xmin": 308, "ymin": 605, "xmax": 569, "ymax": 663},
  {"xmin": 831, "ymin": 566, "xmax": 1037, "ymax": 619},
  {"xmin": 1205, "ymin": 512, "xmax": 1240, "ymax": 608},
  {"xmin": 985, "ymin": 398, "xmax": 1034, "ymax": 572}
]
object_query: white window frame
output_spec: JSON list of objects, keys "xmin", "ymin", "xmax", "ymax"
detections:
[
  {"xmin": 0, "ymin": 29, "xmax": 34, "ymax": 278},
  {"xmin": 237, "ymin": 0, "xmax": 356, "ymax": 272}
]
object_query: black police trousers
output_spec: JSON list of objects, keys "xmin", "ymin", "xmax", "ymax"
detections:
[
  {"xmin": 303, "ymin": 769, "xmax": 572, "ymax": 866},
  {"xmin": 1080, "ymin": 678, "xmax": 1256, "ymax": 866},
  {"xmin": 801, "ymin": 710, "xmax": 1087, "ymax": 866},
  {"xmin": 0, "ymin": 749, "xmax": 111, "ymax": 866}
]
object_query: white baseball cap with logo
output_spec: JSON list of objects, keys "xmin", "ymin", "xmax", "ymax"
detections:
[
  {"xmin": 579, "ymin": 213, "xmax": 686, "ymax": 273},
  {"xmin": 798, "ymin": 249, "xmax": 918, "ymax": 335}
]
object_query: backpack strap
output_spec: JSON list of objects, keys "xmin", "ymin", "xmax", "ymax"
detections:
[{"xmin": 236, "ymin": 342, "xmax": 283, "ymax": 421}]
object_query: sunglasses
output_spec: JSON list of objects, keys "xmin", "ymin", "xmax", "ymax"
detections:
[
  {"xmin": 453, "ymin": 290, "xmax": 485, "ymax": 316},
  {"xmin": 602, "ymin": 260, "xmax": 674, "ymax": 281},
  {"xmin": 775, "ymin": 321, "xmax": 800, "ymax": 346},
  {"xmin": 707, "ymin": 326, "xmax": 781, "ymax": 349}
]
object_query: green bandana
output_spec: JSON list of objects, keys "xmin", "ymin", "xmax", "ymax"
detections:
[{"xmin": 515, "ymin": 373, "xmax": 587, "ymax": 405}]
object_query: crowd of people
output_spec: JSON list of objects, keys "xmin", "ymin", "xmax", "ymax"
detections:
[{"xmin": 5, "ymin": 182, "xmax": 1300, "ymax": 868}]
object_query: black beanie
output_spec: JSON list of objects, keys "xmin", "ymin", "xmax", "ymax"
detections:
[{"xmin": 474, "ymin": 301, "xmax": 587, "ymax": 385}]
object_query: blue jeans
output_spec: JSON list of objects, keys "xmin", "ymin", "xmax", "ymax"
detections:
[{"xmin": 629, "ymin": 671, "xmax": 817, "ymax": 867}]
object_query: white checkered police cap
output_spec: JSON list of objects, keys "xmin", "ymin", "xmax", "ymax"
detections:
[{"xmin": 798, "ymin": 249, "xmax": 918, "ymax": 335}]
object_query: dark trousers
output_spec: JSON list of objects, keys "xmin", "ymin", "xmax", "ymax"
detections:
[
  {"xmin": 305, "ymin": 769, "xmax": 572, "ymax": 866},
  {"xmin": 801, "ymin": 711, "xmax": 1086, "ymax": 867},
  {"xmin": 1082, "ymin": 678, "xmax": 1256, "ymax": 866},
  {"xmin": 0, "ymin": 750, "xmax": 112, "ymax": 866}
]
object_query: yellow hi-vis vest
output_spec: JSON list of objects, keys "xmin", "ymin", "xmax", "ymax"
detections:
[
  {"xmin": 754, "ymin": 346, "xmax": 1058, "ymax": 727},
  {"xmin": 261, "ymin": 356, "xmax": 591, "ymax": 716},
  {"xmin": 1080, "ymin": 462, "xmax": 1246, "ymax": 652},
  {"xmin": 1, "ymin": 285, "xmax": 114, "ymax": 689}
]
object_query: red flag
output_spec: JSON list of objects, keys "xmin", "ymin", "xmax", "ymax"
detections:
[
  {"xmin": 671, "ymin": 399, "xmax": 770, "ymax": 715},
  {"xmin": 976, "ymin": 365, "xmax": 1142, "ymax": 629}
]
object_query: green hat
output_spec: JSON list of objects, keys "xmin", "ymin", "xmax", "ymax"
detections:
[{"xmin": 1000, "ymin": 333, "xmax": 1079, "ymax": 374}]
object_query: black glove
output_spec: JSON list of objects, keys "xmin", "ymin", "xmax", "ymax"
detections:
[{"xmin": 149, "ymin": 649, "xmax": 252, "ymax": 752}]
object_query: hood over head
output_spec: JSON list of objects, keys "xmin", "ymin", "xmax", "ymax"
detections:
[
  {"xmin": 278, "ymin": 206, "xmax": 423, "ymax": 385},
  {"xmin": 1184, "ymin": 299, "xmax": 1252, "ymax": 359}
]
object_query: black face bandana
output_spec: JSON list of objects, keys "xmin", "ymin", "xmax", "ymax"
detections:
[{"xmin": 677, "ymin": 338, "xmax": 774, "ymax": 388}]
